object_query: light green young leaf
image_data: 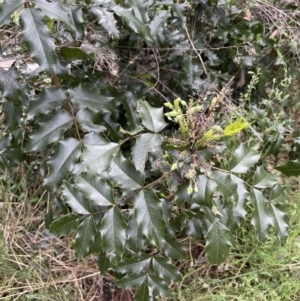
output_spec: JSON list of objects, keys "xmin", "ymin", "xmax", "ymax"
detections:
[
  {"xmin": 132, "ymin": 133, "xmax": 163, "ymax": 172},
  {"xmin": 152, "ymin": 256, "xmax": 182, "ymax": 282},
  {"xmin": 100, "ymin": 207, "xmax": 127, "ymax": 262},
  {"xmin": 253, "ymin": 166, "xmax": 279, "ymax": 188},
  {"xmin": 135, "ymin": 283, "xmax": 150, "ymax": 301},
  {"xmin": 274, "ymin": 159, "xmax": 300, "ymax": 177},
  {"xmin": 108, "ymin": 152, "xmax": 144, "ymax": 190},
  {"xmin": 205, "ymin": 220, "xmax": 232, "ymax": 265},
  {"xmin": 224, "ymin": 118, "xmax": 249, "ymax": 136},
  {"xmin": 116, "ymin": 253, "xmax": 151, "ymax": 274},
  {"xmin": 81, "ymin": 143, "xmax": 119, "ymax": 175},
  {"xmin": 44, "ymin": 138, "xmax": 81, "ymax": 192},
  {"xmin": 49, "ymin": 214, "xmax": 78, "ymax": 236},
  {"xmin": 20, "ymin": 8, "xmax": 62, "ymax": 75},
  {"xmin": 75, "ymin": 216, "xmax": 96, "ymax": 259},
  {"xmin": 0, "ymin": 0, "xmax": 23, "ymax": 25},
  {"xmin": 75, "ymin": 173, "xmax": 114, "ymax": 206},
  {"xmin": 250, "ymin": 188, "xmax": 273, "ymax": 241},
  {"xmin": 26, "ymin": 111, "xmax": 73, "ymax": 151},
  {"xmin": 134, "ymin": 189, "xmax": 166, "ymax": 248},
  {"xmin": 229, "ymin": 143, "xmax": 260, "ymax": 173},
  {"xmin": 138, "ymin": 100, "xmax": 167, "ymax": 133},
  {"xmin": 28, "ymin": 88, "xmax": 67, "ymax": 119},
  {"xmin": 62, "ymin": 181, "xmax": 91, "ymax": 214}
]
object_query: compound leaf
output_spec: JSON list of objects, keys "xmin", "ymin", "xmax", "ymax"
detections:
[
  {"xmin": 132, "ymin": 133, "xmax": 163, "ymax": 172},
  {"xmin": 0, "ymin": 0, "xmax": 23, "ymax": 25},
  {"xmin": 100, "ymin": 207, "xmax": 127, "ymax": 261},
  {"xmin": 205, "ymin": 219, "xmax": 232, "ymax": 265},
  {"xmin": 148, "ymin": 273, "xmax": 171, "ymax": 297},
  {"xmin": 44, "ymin": 138, "xmax": 81, "ymax": 192},
  {"xmin": 253, "ymin": 166, "xmax": 279, "ymax": 188},
  {"xmin": 116, "ymin": 253, "xmax": 151, "ymax": 274},
  {"xmin": 229, "ymin": 143, "xmax": 260, "ymax": 173},
  {"xmin": 49, "ymin": 214, "xmax": 78, "ymax": 236},
  {"xmin": 163, "ymin": 235, "xmax": 187, "ymax": 260},
  {"xmin": 152, "ymin": 256, "xmax": 182, "ymax": 282},
  {"xmin": 116, "ymin": 273, "xmax": 147, "ymax": 289},
  {"xmin": 20, "ymin": 8, "xmax": 61, "ymax": 75},
  {"xmin": 62, "ymin": 181, "xmax": 91, "ymax": 214},
  {"xmin": 75, "ymin": 216, "xmax": 96, "ymax": 259},
  {"xmin": 138, "ymin": 100, "xmax": 167, "ymax": 133},
  {"xmin": 134, "ymin": 189, "xmax": 166, "ymax": 248},
  {"xmin": 26, "ymin": 110, "xmax": 73, "ymax": 151},
  {"xmin": 250, "ymin": 188, "xmax": 273, "ymax": 241},
  {"xmin": 275, "ymin": 159, "xmax": 300, "ymax": 177},
  {"xmin": 135, "ymin": 283, "xmax": 150, "ymax": 301},
  {"xmin": 75, "ymin": 173, "xmax": 114, "ymax": 206}
]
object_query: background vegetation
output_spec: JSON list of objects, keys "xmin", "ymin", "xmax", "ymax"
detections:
[{"xmin": 1, "ymin": 0, "xmax": 300, "ymax": 300}]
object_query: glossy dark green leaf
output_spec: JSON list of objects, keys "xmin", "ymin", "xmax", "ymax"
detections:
[
  {"xmin": 116, "ymin": 273, "xmax": 147, "ymax": 289},
  {"xmin": 269, "ymin": 184, "xmax": 286, "ymax": 204},
  {"xmin": 91, "ymin": 7, "xmax": 119, "ymax": 38},
  {"xmin": 76, "ymin": 108, "xmax": 106, "ymax": 133},
  {"xmin": 269, "ymin": 204, "xmax": 288, "ymax": 244},
  {"xmin": 108, "ymin": 152, "xmax": 144, "ymax": 190},
  {"xmin": 274, "ymin": 159, "xmax": 300, "ymax": 177},
  {"xmin": 135, "ymin": 283, "xmax": 150, "ymax": 301},
  {"xmin": 152, "ymin": 256, "xmax": 182, "ymax": 282},
  {"xmin": 172, "ymin": 4, "xmax": 186, "ymax": 26},
  {"xmin": 149, "ymin": 10, "xmax": 170, "ymax": 38},
  {"xmin": 0, "ymin": 0, "xmax": 23, "ymax": 25},
  {"xmin": 253, "ymin": 166, "xmax": 278, "ymax": 188},
  {"xmin": 229, "ymin": 143, "xmax": 260, "ymax": 173},
  {"xmin": 75, "ymin": 216, "xmax": 97, "ymax": 259},
  {"xmin": 28, "ymin": 88, "xmax": 67, "ymax": 119},
  {"xmin": 26, "ymin": 111, "xmax": 73, "ymax": 151},
  {"xmin": 75, "ymin": 173, "xmax": 114, "ymax": 206},
  {"xmin": 250, "ymin": 188, "xmax": 273, "ymax": 241},
  {"xmin": 62, "ymin": 181, "xmax": 91, "ymax": 214},
  {"xmin": 194, "ymin": 175, "xmax": 217, "ymax": 207},
  {"xmin": 49, "ymin": 214, "xmax": 78, "ymax": 236},
  {"xmin": 211, "ymin": 171, "xmax": 237, "ymax": 200},
  {"xmin": 205, "ymin": 219, "xmax": 232, "ymax": 265},
  {"xmin": 20, "ymin": 8, "xmax": 62, "ymax": 75},
  {"xmin": 116, "ymin": 253, "xmax": 151, "ymax": 274},
  {"xmin": 67, "ymin": 7, "xmax": 84, "ymax": 39},
  {"xmin": 98, "ymin": 251, "xmax": 111, "ymax": 275},
  {"xmin": 81, "ymin": 142, "xmax": 119, "ymax": 175},
  {"xmin": 138, "ymin": 101, "xmax": 167, "ymax": 133},
  {"xmin": 134, "ymin": 189, "xmax": 166, "ymax": 248},
  {"xmin": 163, "ymin": 235, "xmax": 187, "ymax": 260},
  {"xmin": 44, "ymin": 138, "xmax": 81, "ymax": 191},
  {"xmin": 59, "ymin": 46, "xmax": 93, "ymax": 61},
  {"xmin": 112, "ymin": 6, "xmax": 153, "ymax": 42},
  {"xmin": 100, "ymin": 207, "xmax": 127, "ymax": 261},
  {"xmin": 132, "ymin": 133, "xmax": 163, "ymax": 172},
  {"xmin": 147, "ymin": 273, "xmax": 171, "ymax": 297},
  {"xmin": 127, "ymin": 214, "xmax": 146, "ymax": 253},
  {"xmin": 70, "ymin": 84, "xmax": 115, "ymax": 112}
]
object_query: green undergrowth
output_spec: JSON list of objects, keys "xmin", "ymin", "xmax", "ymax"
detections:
[{"xmin": 173, "ymin": 191, "xmax": 300, "ymax": 301}]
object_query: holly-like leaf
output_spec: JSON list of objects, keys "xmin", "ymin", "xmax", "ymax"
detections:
[
  {"xmin": 116, "ymin": 273, "xmax": 147, "ymax": 289},
  {"xmin": 108, "ymin": 152, "xmax": 144, "ymax": 191},
  {"xmin": 269, "ymin": 204, "xmax": 288, "ymax": 244},
  {"xmin": 81, "ymin": 142, "xmax": 119, "ymax": 175},
  {"xmin": 112, "ymin": 6, "xmax": 153, "ymax": 42},
  {"xmin": 152, "ymin": 256, "xmax": 182, "ymax": 282},
  {"xmin": 224, "ymin": 118, "xmax": 249, "ymax": 136},
  {"xmin": 126, "ymin": 214, "xmax": 146, "ymax": 253},
  {"xmin": 132, "ymin": 133, "xmax": 163, "ymax": 172},
  {"xmin": 275, "ymin": 159, "xmax": 300, "ymax": 177},
  {"xmin": 134, "ymin": 189, "xmax": 166, "ymax": 248},
  {"xmin": 100, "ymin": 207, "xmax": 127, "ymax": 261},
  {"xmin": 20, "ymin": 8, "xmax": 62, "ymax": 75},
  {"xmin": 70, "ymin": 84, "xmax": 115, "ymax": 112},
  {"xmin": 0, "ymin": 0, "xmax": 23, "ymax": 25},
  {"xmin": 194, "ymin": 175, "xmax": 217, "ymax": 207},
  {"xmin": 163, "ymin": 235, "xmax": 187, "ymax": 260},
  {"xmin": 44, "ymin": 138, "xmax": 81, "ymax": 192},
  {"xmin": 253, "ymin": 166, "xmax": 278, "ymax": 188},
  {"xmin": 28, "ymin": 88, "xmax": 67, "ymax": 119},
  {"xmin": 75, "ymin": 173, "xmax": 114, "ymax": 206},
  {"xmin": 135, "ymin": 283, "xmax": 150, "ymax": 301},
  {"xmin": 62, "ymin": 181, "xmax": 91, "ymax": 214},
  {"xmin": 137, "ymin": 100, "xmax": 167, "ymax": 133},
  {"xmin": 26, "ymin": 111, "xmax": 72, "ymax": 151},
  {"xmin": 250, "ymin": 188, "xmax": 273, "ymax": 241},
  {"xmin": 205, "ymin": 219, "xmax": 232, "ymax": 265},
  {"xmin": 76, "ymin": 108, "xmax": 106, "ymax": 133},
  {"xmin": 125, "ymin": 0, "xmax": 150, "ymax": 23},
  {"xmin": 211, "ymin": 171, "xmax": 237, "ymax": 200},
  {"xmin": 49, "ymin": 214, "xmax": 78, "ymax": 236},
  {"xmin": 229, "ymin": 143, "xmax": 260, "ymax": 173},
  {"xmin": 75, "ymin": 216, "xmax": 96, "ymax": 259},
  {"xmin": 149, "ymin": 10, "xmax": 170, "ymax": 38},
  {"xmin": 116, "ymin": 253, "xmax": 151, "ymax": 274},
  {"xmin": 91, "ymin": 7, "xmax": 119, "ymax": 38},
  {"xmin": 98, "ymin": 251, "xmax": 111, "ymax": 275},
  {"xmin": 147, "ymin": 273, "xmax": 171, "ymax": 297},
  {"xmin": 269, "ymin": 184, "xmax": 286, "ymax": 204}
]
